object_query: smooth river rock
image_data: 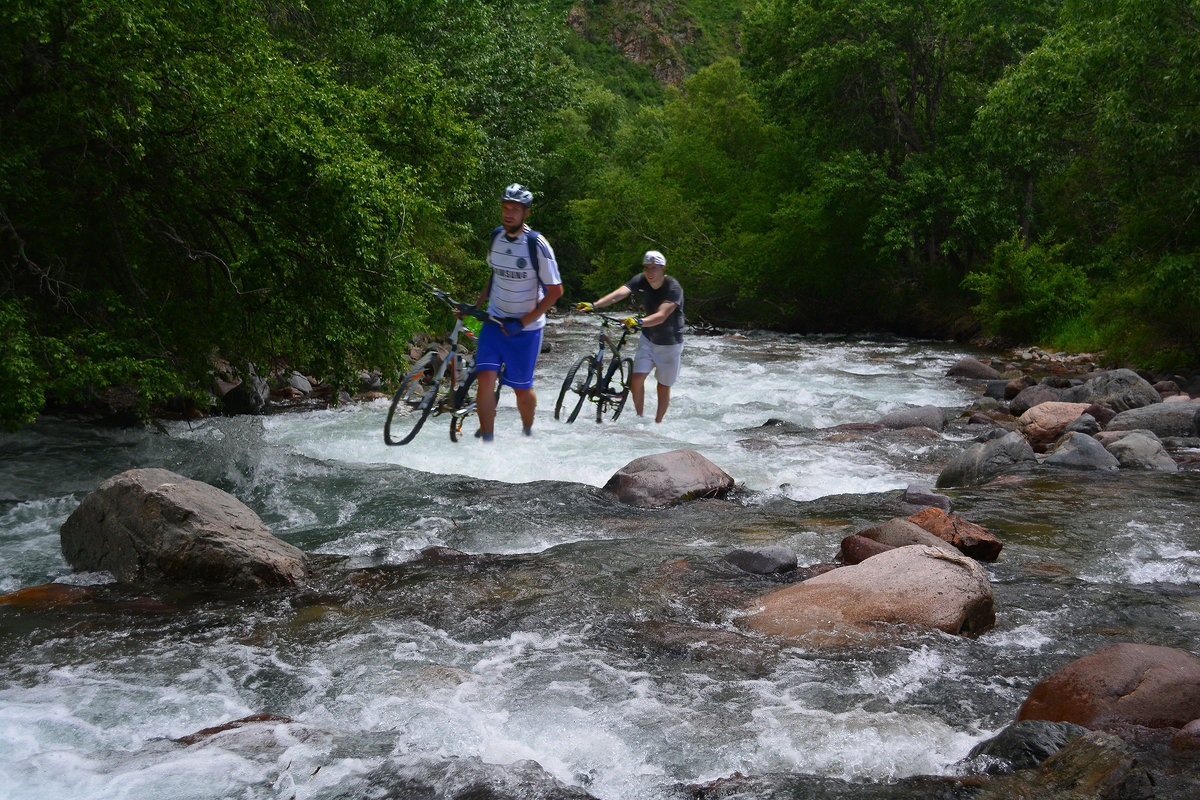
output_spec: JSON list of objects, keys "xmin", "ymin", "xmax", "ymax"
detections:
[
  {"xmin": 744, "ymin": 544, "xmax": 995, "ymax": 644},
  {"xmin": 1018, "ymin": 643, "xmax": 1200, "ymax": 731},
  {"xmin": 602, "ymin": 448, "xmax": 735, "ymax": 508},
  {"xmin": 60, "ymin": 468, "xmax": 309, "ymax": 590}
]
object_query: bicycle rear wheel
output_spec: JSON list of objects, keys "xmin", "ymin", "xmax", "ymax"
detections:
[
  {"xmin": 598, "ymin": 356, "xmax": 633, "ymax": 422},
  {"xmin": 555, "ymin": 356, "xmax": 595, "ymax": 423},
  {"xmin": 384, "ymin": 353, "xmax": 449, "ymax": 446}
]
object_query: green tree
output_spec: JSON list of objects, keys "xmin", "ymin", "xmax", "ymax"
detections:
[
  {"xmin": 0, "ymin": 0, "xmax": 500, "ymax": 427},
  {"xmin": 975, "ymin": 0, "xmax": 1200, "ymax": 362}
]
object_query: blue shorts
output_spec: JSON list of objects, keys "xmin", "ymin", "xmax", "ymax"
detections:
[{"xmin": 475, "ymin": 322, "xmax": 544, "ymax": 390}]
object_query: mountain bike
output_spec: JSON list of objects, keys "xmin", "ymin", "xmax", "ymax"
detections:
[
  {"xmin": 554, "ymin": 312, "xmax": 638, "ymax": 423},
  {"xmin": 384, "ymin": 283, "xmax": 502, "ymax": 446}
]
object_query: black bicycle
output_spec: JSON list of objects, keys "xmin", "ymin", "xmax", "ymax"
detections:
[
  {"xmin": 384, "ymin": 283, "xmax": 501, "ymax": 445},
  {"xmin": 554, "ymin": 311, "xmax": 638, "ymax": 423}
]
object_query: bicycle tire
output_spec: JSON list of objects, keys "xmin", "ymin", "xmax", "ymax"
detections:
[
  {"xmin": 555, "ymin": 356, "xmax": 595, "ymax": 423},
  {"xmin": 599, "ymin": 356, "xmax": 633, "ymax": 423},
  {"xmin": 384, "ymin": 354, "xmax": 452, "ymax": 445},
  {"xmin": 384, "ymin": 353, "xmax": 433, "ymax": 445}
]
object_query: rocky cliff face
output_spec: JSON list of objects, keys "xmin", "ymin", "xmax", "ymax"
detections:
[{"xmin": 567, "ymin": 0, "xmax": 700, "ymax": 85}]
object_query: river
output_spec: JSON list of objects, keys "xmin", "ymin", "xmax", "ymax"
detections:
[{"xmin": 2, "ymin": 317, "xmax": 1199, "ymax": 799}]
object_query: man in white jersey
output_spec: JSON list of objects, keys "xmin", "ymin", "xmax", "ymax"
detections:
[{"xmin": 472, "ymin": 184, "xmax": 563, "ymax": 441}]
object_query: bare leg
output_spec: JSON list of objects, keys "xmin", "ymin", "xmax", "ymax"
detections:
[
  {"xmin": 630, "ymin": 373, "xmax": 648, "ymax": 416},
  {"xmin": 655, "ymin": 383, "xmax": 671, "ymax": 423},
  {"xmin": 514, "ymin": 387, "xmax": 537, "ymax": 429},
  {"xmin": 476, "ymin": 370, "xmax": 498, "ymax": 435}
]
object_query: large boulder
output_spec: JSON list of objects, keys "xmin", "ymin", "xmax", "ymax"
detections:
[
  {"xmin": 1103, "ymin": 431, "xmax": 1178, "ymax": 471},
  {"xmin": 1062, "ymin": 368, "xmax": 1161, "ymax": 412},
  {"xmin": 906, "ymin": 507, "xmax": 1003, "ymax": 561},
  {"xmin": 61, "ymin": 468, "xmax": 309, "ymax": 589},
  {"xmin": 1106, "ymin": 400, "xmax": 1200, "ymax": 438},
  {"xmin": 1018, "ymin": 401, "xmax": 1092, "ymax": 451},
  {"xmin": 602, "ymin": 449, "xmax": 735, "ymax": 507},
  {"xmin": 937, "ymin": 431, "xmax": 1037, "ymax": 488},
  {"xmin": 1042, "ymin": 431, "xmax": 1120, "ymax": 471},
  {"xmin": 1018, "ymin": 643, "xmax": 1200, "ymax": 730},
  {"xmin": 743, "ymin": 545, "xmax": 995, "ymax": 644}
]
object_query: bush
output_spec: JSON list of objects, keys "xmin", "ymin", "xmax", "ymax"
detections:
[{"xmin": 962, "ymin": 233, "xmax": 1091, "ymax": 343}]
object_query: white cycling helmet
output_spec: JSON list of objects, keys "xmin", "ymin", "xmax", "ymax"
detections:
[
  {"xmin": 501, "ymin": 183, "xmax": 533, "ymax": 206},
  {"xmin": 643, "ymin": 250, "xmax": 666, "ymax": 266}
]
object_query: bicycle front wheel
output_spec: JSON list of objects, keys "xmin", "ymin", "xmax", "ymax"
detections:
[
  {"xmin": 555, "ymin": 356, "xmax": 595, "ymax": 423},
  {"xmin": 598, "ymin": 356, "xmax": 634, "ymax": 422}
]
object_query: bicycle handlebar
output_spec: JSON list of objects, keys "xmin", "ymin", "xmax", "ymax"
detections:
[
  {"xmin": 421, "ymin": 281, "xmax": 492, "ymax": 322},
  {"xmin": 574, "ymin": 308, "xmax": 640, "ymax": 328}
]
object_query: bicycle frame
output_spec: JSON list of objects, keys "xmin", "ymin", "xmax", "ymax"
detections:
[{"xmin": 383, "ymin": 283, "xmax": 498, "ymax": 446}]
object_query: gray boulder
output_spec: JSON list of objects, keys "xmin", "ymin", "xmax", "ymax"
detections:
[
  {"xmin": 1063, "ymin": 413, "xmax": 1100, "ymax": 436},
  {"xmin": 877, "ymin": 405, "xmax": 945, "ymax": 432},
  {"xmin": 1062, "ymin": 368, "xmax": 1161, "ymax": 412},
  {"xmin": 61, "ymin": 468, "xmax": 309, "ymax": 589},
  {"xmin": 947, "ymin": 356, "xmax": 1001, "ymax": 379},
  {"xmin": 1043, "ymin": 432, "xmax": 1120, "ymax": 471},
  {"xmin": 603, "ymin": 449, "xmax": 735, "ymax": 508},
  {"xmin": 899, "ymin": 483, "xmax": 952, "ymax": 512},
  {"xmin": 937, "ymin": 431, "xmax": 1037, "ymax": 488},
  {"xmin": 1104, "ymin": 431, "xmax": 1178, "ymax": 471},
  {"xmin": 725, "ymin": 545, "xmax": 798, "ymax": 575},
  {"xmin": 1107, "ymin": 400, "xmax": 1200, "ymax": 437},
  {"xmin": 1009, "ymin": 383, "xmax": 1062, "ymax": 416}
]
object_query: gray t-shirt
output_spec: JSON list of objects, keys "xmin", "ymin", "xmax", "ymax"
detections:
[{"xmin": 625, "ymin": 274, "xmax": 684, "ymax": 345}]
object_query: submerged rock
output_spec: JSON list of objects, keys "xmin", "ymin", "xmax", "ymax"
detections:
[
  {"xmin": 60, "ymin": 468, "xmax": 309, "ymax": 590},
  {"xmin": 962, "ymin": 719, "xmax": 1089, "ymax": 774}
]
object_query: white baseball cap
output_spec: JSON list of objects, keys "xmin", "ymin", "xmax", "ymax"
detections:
[{"xmin": 643, "ymin": 250, "xmax": 666, "ymax": 266}]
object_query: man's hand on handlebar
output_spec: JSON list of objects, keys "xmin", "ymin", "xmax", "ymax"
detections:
[
  {"xmin": 621, "ymin": 317, "xmax": 642, "ymax": 331},
  {"xmin": 574, "ymin": 301, "xmax": 594, "ymax": 313}
]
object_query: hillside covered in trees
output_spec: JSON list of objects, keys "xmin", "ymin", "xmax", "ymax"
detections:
[{"xmin": 2, "ymin": 0, "xmax": 1197, "ymax": 429}]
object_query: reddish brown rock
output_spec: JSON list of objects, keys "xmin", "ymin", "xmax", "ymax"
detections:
[
  {"xmin": 906, "ymin": 508, "xmax": 1003, "ymax": 562},
  {"xmin": 744, "ymin": 545, "xmax": 995, "ymax": 645},
  {"xmin": 1018, "ymin": 643, "xmax": 1200, "ymax": 731},
  {"xmin": 1018, "ymin": 401, "xmax": 1092, "ymax": 451},
  {"xmin": 838, "ymin": 534, "xmax": 894, "ymax": 565}
]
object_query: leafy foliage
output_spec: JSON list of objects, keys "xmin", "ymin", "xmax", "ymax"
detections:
[{"xmin": 4, "ymin": 0, "xmax": 1198, "ymax": 431}]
